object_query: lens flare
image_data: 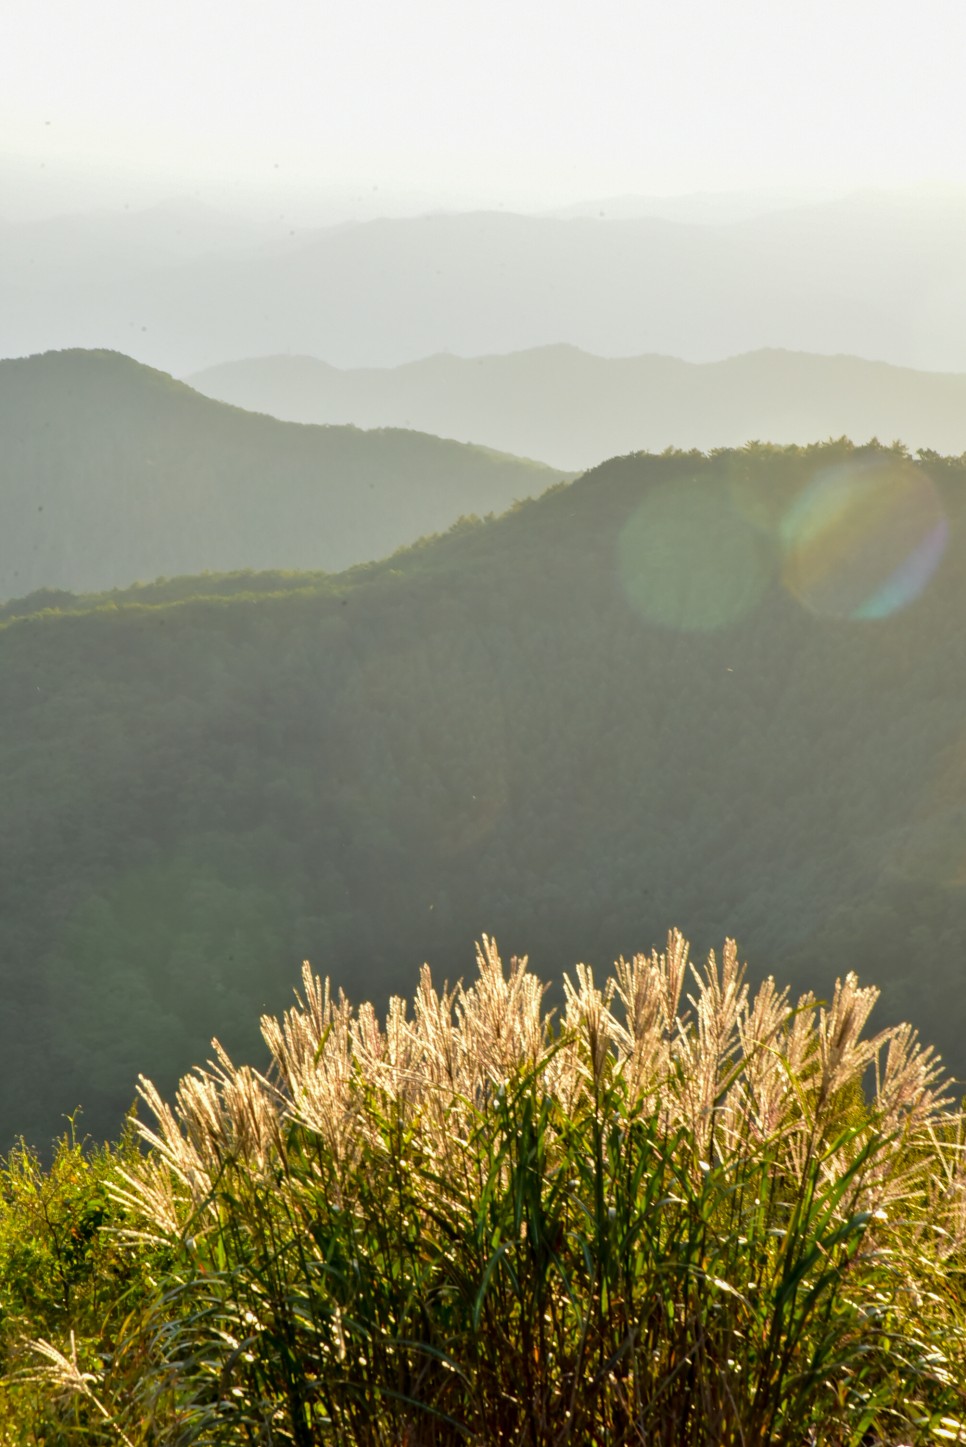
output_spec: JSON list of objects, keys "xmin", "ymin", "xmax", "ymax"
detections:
[
  {"xmin": 617, "ymin": 479, "xmax": 773, "ymax": 632},
  {"xmin": 780, "ymin": 461, "xmax": 947, "ymax": 621}
]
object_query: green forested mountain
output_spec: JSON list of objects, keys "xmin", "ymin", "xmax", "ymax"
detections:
[
  {"xmin": 3, "ymin": 439, "xmax": 966, "ymax": 1146},
  {"xmin": 0, "ymin": 348, "xmax": 564, "ymax": 600},
  {"xmin": 188, "ymin": 344, "xmax": 966, "ymax": 471}
]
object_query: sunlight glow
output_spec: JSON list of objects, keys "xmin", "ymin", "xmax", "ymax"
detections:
[
  {"xmin": 617, "ymin": 478, "xmax": 773, "ymax": 632},
  {"xmin": 780, "ymin": 461, "xmax": 948, "ymax": 621}
]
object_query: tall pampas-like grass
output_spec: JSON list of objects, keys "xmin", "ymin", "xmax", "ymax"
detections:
[{"xmin": 27, "ymin": 933, "xmax": 966, "ymax": 1444}]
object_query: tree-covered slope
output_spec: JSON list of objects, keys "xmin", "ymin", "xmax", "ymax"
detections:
[
  {"xmin": 188, "ymin": 344, "xmax": 966, "ymax": 471},
  {"xmin": 3, "ymin": 439, "xmax": 966, "ymax": 1146},
  {"xmin": 0, "ymin": 348, "xmax": 564, "ymax": 600}
]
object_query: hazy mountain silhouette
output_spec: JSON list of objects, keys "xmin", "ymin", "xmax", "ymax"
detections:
[
  {"xmin": 542, "ymin": 187, "xmax": 837, "ymax": 223},
  {"xmin": 187, "ymin": 345, "xmax": 966, "ymax": 472},
  {"xmin": 0, "ymin": 349, "xmax": 565, "ymax": 600},
  {"xmin": 4, "ymin": 189, "xmax": 966, "ymax": 375}
]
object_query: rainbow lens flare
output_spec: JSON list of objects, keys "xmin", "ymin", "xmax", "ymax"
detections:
[
  {"xmin": 780, "ymin": 461, "xmax": 948, "ymax": 621},
  {"xmin": 617, "ymin": 478, "xmax": 773, "ymax": 632}
]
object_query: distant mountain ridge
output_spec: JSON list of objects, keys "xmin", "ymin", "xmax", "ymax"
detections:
[
  {"xmin": 5, "ymin": 189, "xmax": 966, "ymax": 374},
  {"xmin": 188, "ymin": 346, "xmax": 966, "ymax": 472},
  {"xmin": 0, "ymin": 349, "xmax": 566, "ymax": 600}
]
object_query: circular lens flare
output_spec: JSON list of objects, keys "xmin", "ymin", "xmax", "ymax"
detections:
[
  {"xmin": 780, "ymin": 461, "xmax": 947, "ymax": 621},
  {"xmin": 618, "ymin": 479, "xmax": 773, "ymax": 632}
]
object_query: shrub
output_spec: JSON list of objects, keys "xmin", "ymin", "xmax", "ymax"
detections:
[{"xmin": 0, "ymin": 1122, "xmax": 157, "ymax": 1444}]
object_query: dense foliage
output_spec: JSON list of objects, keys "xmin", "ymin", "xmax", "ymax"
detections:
[
  {"xmin": 3, "ymin": 934, "xmax": 965, "ymax": 1444},
  {"xmin": 0, "ymin": 1125, "xmax": 158, "ymax": 1443},
  {"xmin": 3, "ymin": 438, "xmax": 966, "ymax": 1145},
  {"xmin": 0, "ymin": 348, "xmax": 563, "ymax": 599}
]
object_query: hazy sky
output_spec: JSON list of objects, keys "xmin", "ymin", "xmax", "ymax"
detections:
[{"xmin": 4, "ymin": 0, "xmax": 966, "ymax": 216}]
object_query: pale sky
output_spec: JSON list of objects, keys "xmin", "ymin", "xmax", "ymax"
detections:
[{"xmin": 4, "ymin": 0, "xmax": 966, "ymax": 215}]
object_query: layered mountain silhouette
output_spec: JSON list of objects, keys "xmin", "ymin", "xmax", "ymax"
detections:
[
  {"xmin": 4, "ymin": 189, "xmax": 966, "ymax": 375},
  {"xmin": 0, "ymin": 349, "xmax": 565, "ymax": 600},
  {"xmin": 188, "ymin": 346, "xmax": 966, "ymax": 472}
]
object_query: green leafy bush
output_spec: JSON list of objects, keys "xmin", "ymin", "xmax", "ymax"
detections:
[{"xmin": 0, "ymin": 1122, "xmax": 162, "ymax": 1443}]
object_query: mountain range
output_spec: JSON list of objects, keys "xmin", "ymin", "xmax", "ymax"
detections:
[
  {"xmin": 189, "ymin": 345, "xmax": 966, "ymax": 472},
  {"xmin": 0, "ymin": 349, "xmax": 565, "ymax": 601},
  {"xmin": 4, "ymin": 188, "xmax": 966, "ymax": 375}
]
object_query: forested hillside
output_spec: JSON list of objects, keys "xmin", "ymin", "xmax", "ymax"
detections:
[
  {"xmin": 189, "ymin": 344, "xmax": 966, "ymax": 470},
  {"xmin": 0, "ymin": 348, "xmax": 563, "ymax": 599},
  {"xmin": 3, "ymin": 438, "xmax": 966, "ymax": 1146}
]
